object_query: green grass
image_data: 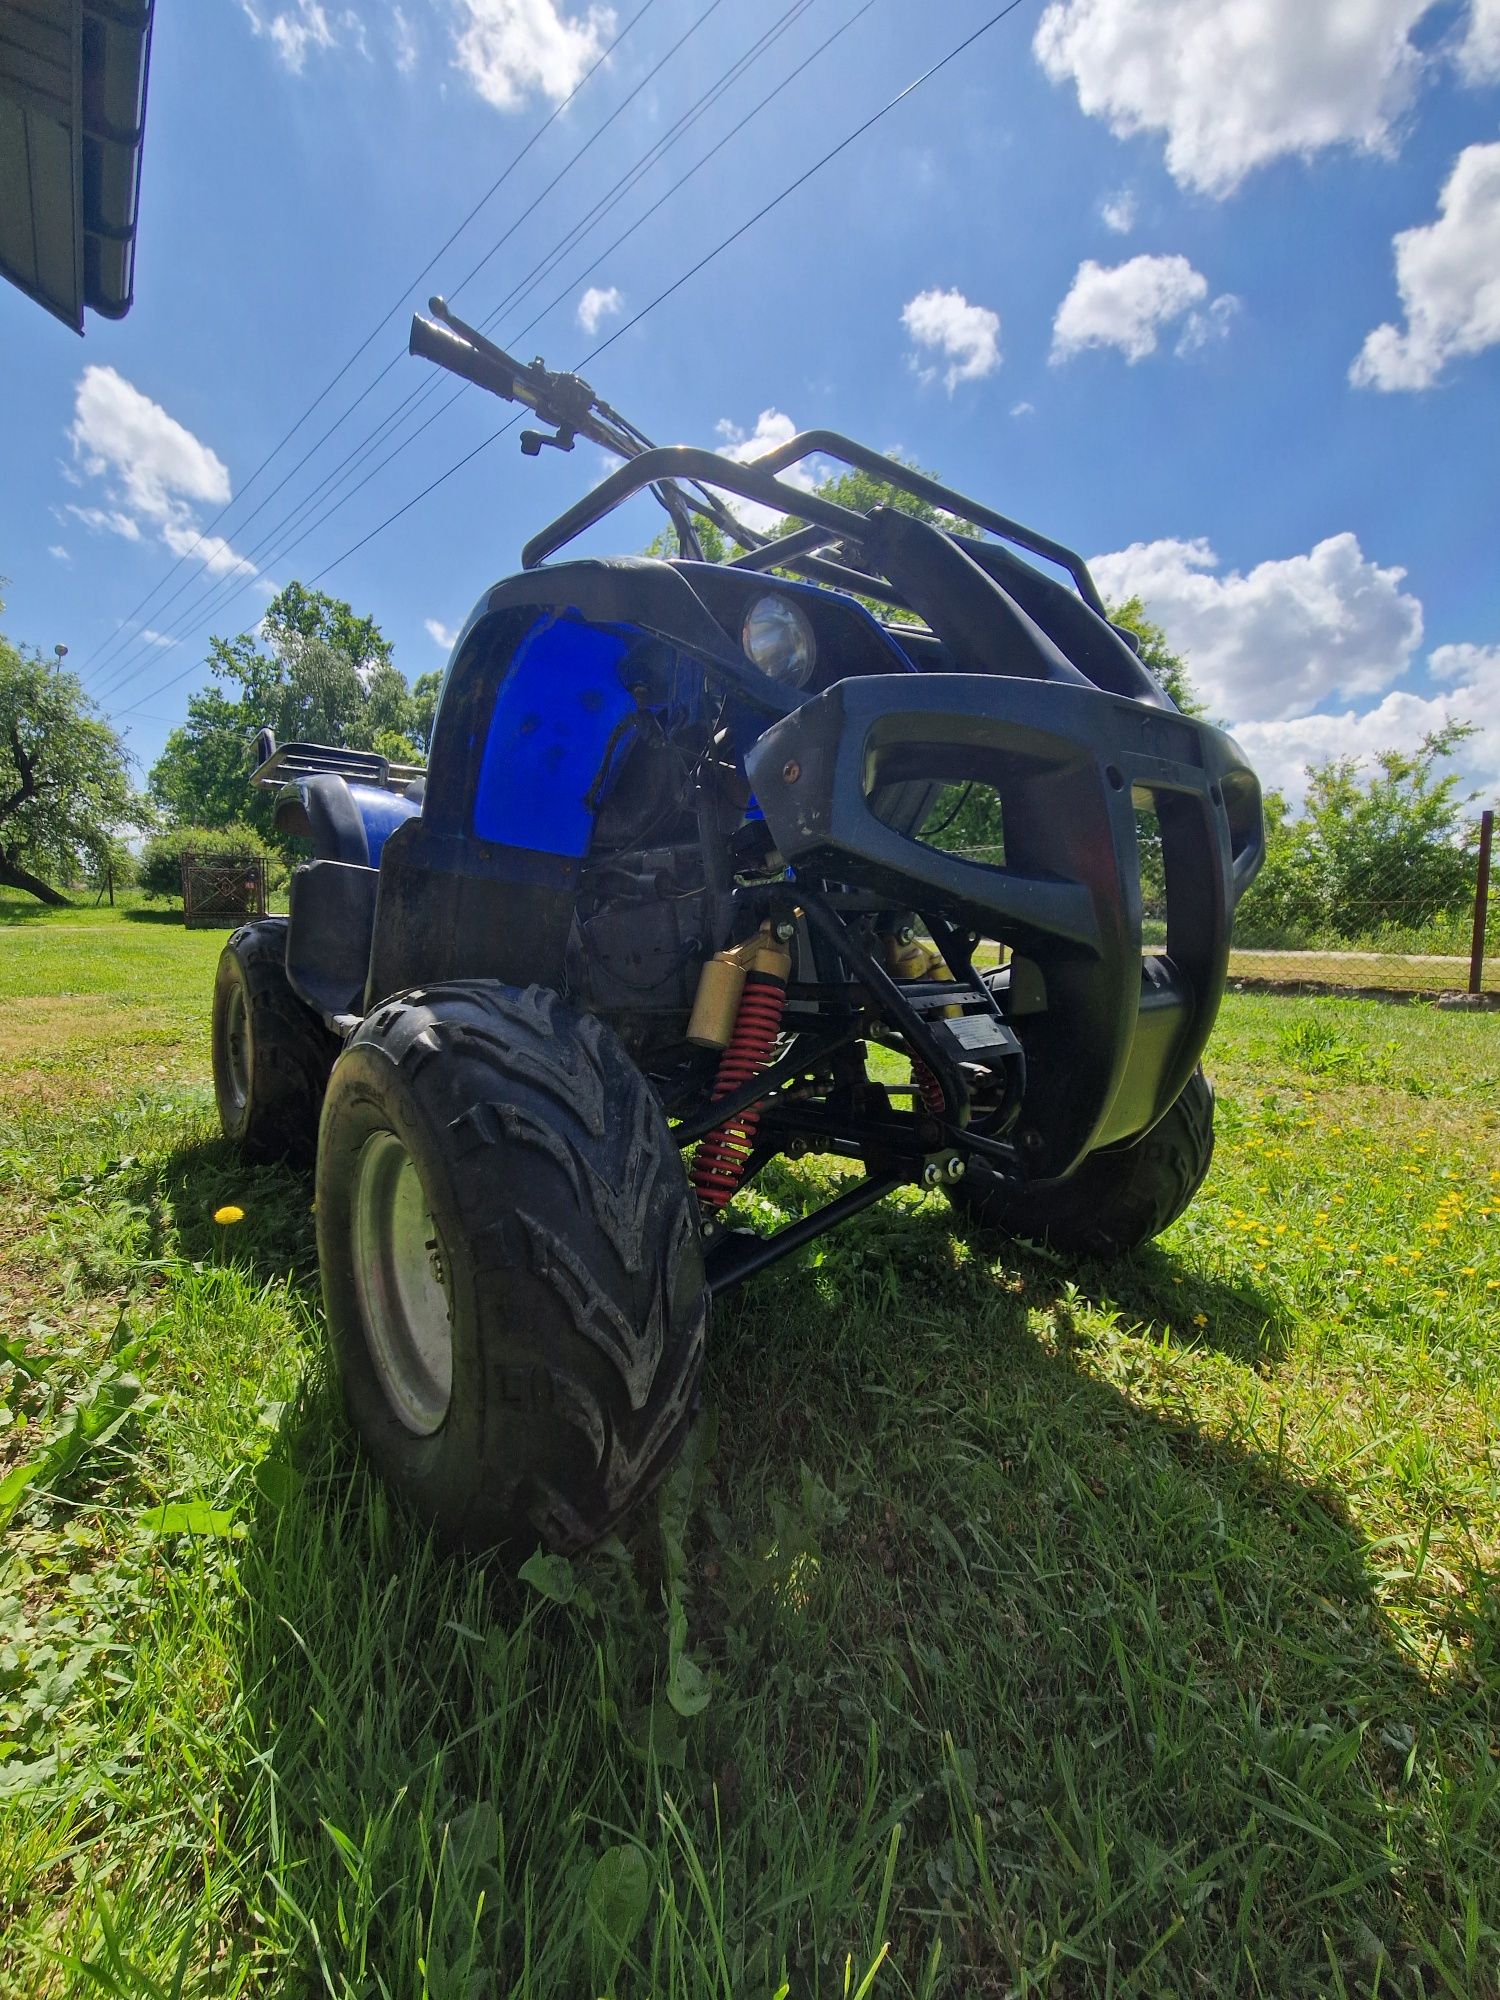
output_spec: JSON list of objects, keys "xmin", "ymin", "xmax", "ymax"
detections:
[{"xmin": 2, "ymin": 906, "xmax": 1499, "ymax": 1997}]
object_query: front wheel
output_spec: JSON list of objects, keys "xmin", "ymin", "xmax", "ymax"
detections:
[
  {"xmin": 947, "ymin": 1068, "xmax": 1216, "ymax": 1258},
  {"xmin": 315, "ymin": 982, "xmax": 707, "ymax": 1554}
]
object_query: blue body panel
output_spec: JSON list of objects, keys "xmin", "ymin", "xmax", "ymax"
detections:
[
  {"xmin": 472, "ymin": 614, "xmax": 635, "ymax": 857},
  {"xmin": 439, "ymin": 573, "xmax": 915, "ymax": 866}
]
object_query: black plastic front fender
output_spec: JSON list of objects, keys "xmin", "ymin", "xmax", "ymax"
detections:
[{"xmin": 746, "ymin": 674, "xmax": 1263, "ymax": 1177}]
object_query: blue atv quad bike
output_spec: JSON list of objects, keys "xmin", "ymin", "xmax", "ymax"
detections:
[{"xmin": 211, "ymin": 300, "xmax": 1265, "ymax": 1556}]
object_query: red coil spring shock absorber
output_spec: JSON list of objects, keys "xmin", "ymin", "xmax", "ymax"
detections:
[
  {"xmin": 690, "ymin": 971, "xmax": 789, "ymax": 1211},
  {"xmin": 911, "ymin": 1056, "xmax": 946, "ymax": 1119}
]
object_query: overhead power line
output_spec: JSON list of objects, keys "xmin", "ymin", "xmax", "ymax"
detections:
[
  {"xmin": 89, "ymin": 0, "xmax": 751, "ymax": 705},
  {"xmin": 118, "ymin": 0, "xmax": 1031, "ymax": 722},
  {"xmin": 95, "ymin": 0, "xmax": 837, "ymax": 704},
  {"xmin": 83, "ymin": 0, "xmax": 665, "ymax": 687},
  {"xmin": 332, "ymin": 3, "xmax": 1034, "ymax": 572}
]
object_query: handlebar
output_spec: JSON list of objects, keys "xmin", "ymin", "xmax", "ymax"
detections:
[
  {"xmin": 406, "ymin": 299, "xmax": 772, "ymax": 555},
  {"xmin": 408, "ymin": 298, "xmax": 623, "ymax": 458}
]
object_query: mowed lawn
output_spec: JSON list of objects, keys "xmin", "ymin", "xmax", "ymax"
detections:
[{"xmin": 1, "ymin": 898, "xmax": 1498, "ymax": 1999}]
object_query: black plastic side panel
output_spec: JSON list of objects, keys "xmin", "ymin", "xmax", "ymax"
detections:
[
  {"xmin": 287, "ymin": 860, "xmax": 379, "ymax": 1020},
  {"xmin": 365, "ymin": 820, "xmax": 575, "ymax": 1008}
]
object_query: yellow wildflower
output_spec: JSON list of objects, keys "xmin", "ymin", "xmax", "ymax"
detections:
[{"xmin": 213, "ymin": 1205, "xmax": 245, "ymax": 1226}]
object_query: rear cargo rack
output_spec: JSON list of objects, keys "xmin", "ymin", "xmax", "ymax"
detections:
[{"xmin": 250, "ymin": 738, "xmax": 426, "ymax": 797}]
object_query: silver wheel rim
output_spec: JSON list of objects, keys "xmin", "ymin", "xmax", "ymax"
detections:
[
  {"xmin": 224, "ymin": 983, "xmax": 251, "ymax": 1112},
  {"xmin": 351, "ymin": 1131, "xmax": 453, "ymax": 1435}
]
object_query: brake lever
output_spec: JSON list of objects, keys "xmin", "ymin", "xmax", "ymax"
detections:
[{"xmin": 520, "ymin": 427, "xmax": 576, "ymax": 456}]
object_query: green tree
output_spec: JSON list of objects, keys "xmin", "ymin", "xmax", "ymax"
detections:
[
  {"xmin": 1236, "ymin": 725, "xmax": 1478, "ymax": 945},
  {"xmin": 0, "ymin": 623, "xmax": 141, "ymax": 905},
  {"xmin": 148, "ymin": 584, "xmax": 414, "ymax": 844},
  {"xmin": 149, "ymin": 683, "xmax": 265, "ymax": 835},
  {"xmin": 409, "ymin": 670, "xmax": 444, "ymax": 754}
]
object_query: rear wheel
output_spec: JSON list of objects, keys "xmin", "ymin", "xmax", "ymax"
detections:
[
  {"xmin": 212, "ymin": 919, "xmax": 339, "ymax": 1164},
  {"xmin": 948, "ymin": 1068, "xmax": 1215, "ymax": 1257},
  {"xmin": 316, "ymin": 981, "xmax": 707, "ymax": 1554}
]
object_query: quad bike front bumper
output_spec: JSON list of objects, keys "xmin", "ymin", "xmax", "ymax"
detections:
[{"xmin": 745, "ymin": 674, "xmax": 1264, "ymax": 1179}]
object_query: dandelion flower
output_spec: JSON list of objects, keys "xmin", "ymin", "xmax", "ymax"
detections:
[{"xmin": 213, "ymin": 1204, "xmax": 245, "ymax": 1226}]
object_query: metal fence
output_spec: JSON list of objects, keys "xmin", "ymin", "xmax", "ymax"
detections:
[
  {"xmin": 180, "ymin": 853, "xmax": 268, "ymax": 930},
  {"xmin": 940, "ymin": 801, "xmax": 1496, "ymax": 1004},
  {"xmin": 1216, "ymin": 807, "xmax": 1494, "ymax": 1001}
]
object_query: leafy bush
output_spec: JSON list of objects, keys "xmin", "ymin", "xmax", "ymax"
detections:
[
  {"xmin": 138, "ymin": 823, "xmax": 270, "ymax": 901},
  {"xmin": 1235, "ymin": 726, "xmax": 1478, "ymax": 948}
]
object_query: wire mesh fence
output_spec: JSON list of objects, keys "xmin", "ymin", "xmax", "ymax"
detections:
[
  {"xmin": 927, "ymin": 787, "xmax": 1496, "ymax": 1001},
  {"xmin": 1212, "ymin": 806, "xmax": 1495, "ymax": 999}
]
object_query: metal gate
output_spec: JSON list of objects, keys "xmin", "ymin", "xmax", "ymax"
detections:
[{"xmin": 180, "ymin": 853, "xmax": 268, "ymax": 929}]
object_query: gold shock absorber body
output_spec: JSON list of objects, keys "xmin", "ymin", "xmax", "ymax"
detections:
[
  {"xmin": 884, "ymin": 933, "xmax": 958, "ymax": 1116},
  {"xmin": 687, "ymin": 923, "xmax": 793, "ymax": 1049}
]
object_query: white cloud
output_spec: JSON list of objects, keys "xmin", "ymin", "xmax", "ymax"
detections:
[
  {"xmin": 1175, "ymin": 291, "xmax": 1240, "ymax": 356},
  {"xmin": 69, "ymin": 367, "xmax": 229, "ymax": 526},
  {"xmin": 1099, "ymin": 187, "xmax": 1135, "ymax": 233},
  {"xmin": 576, "ymin": 283, "xmax": 622, "ymax": 335},
  {"xmin": 1050, "ymin": 254, "xmax": 1227, "ymax": 364},
  {"xmin": 239, "ymin": 0, "xmax": 335, "ymax": 71},
  {"xmin": 158, "ymin": 522, "xmax": 257, "ymax": 579},
  {"xmin": 1431, "ymin": 640, "xmax": 1500, "ymax": 683},
  {"xmin": 138, "ymin": 630, "xmax": 180, "ymax": 650},
  {"xmin": 65, "ymin": 503, "xmax": 142, "ymax": 541},
  {"xmin": 393, "ymin": 4, "xmax": 418, "ymax": 71},
  {"xmin": 48, "ymin": 544, "xmax": 71, "ymax": 563},
  {"xmin": 712, "ymin": 410, "xmax": 821, "ymax": 533},
  {"xmin": 65, "ymin": 366, "xmax": 256, "ymax": 580},
  {"xmin": 1457, "ymin": 0, "xmax": 1500, "ymax": 81},
  {"xmin": 1232, "ymin": 656, "xmax": 1500, "ymax": 807},
  {"xmin": 449, "ymin": 0, "xmax": 615, "ymax": 110},
  {"xmin": 425, "ymin": 617, "xmax": 459, "ymax": 649},
  {"xmin": 1350, "ymin": 139, "xmax": 1500, "ymax": 391},
  {"xmin": 901, "ymin": 288, "xmax": 1001, "ymax": 392},
  {"xmin": 238, "ymin": 0, "xmax": 375, "ymax": 70},
  {"xmin": 1034, "ymin": 0, "xmax": 1437, "ymax": 197},
  {"xmin": 1010, "ymin": 400, "xmax": 1036, "ymax": 417},
  {"xmin": 1094, "ymin": 534, "xmax": 1500, "ymax": 806},
  {"xmin": 1088, "ymin": 533, "xmax": 1424, "ymax": 722}
]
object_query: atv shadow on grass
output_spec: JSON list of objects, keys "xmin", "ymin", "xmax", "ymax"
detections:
[{"xmin": 167, "ymin": 1146, "xmax": 1494, "ymax": 1999}]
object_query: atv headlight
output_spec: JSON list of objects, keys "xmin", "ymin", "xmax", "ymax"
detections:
[{"xmin": 742, "ymin": 593, "xmax": 816, "ymax": 689}]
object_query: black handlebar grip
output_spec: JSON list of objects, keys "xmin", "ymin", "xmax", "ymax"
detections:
[{"xmin": 408, "ymin": 314, "xmax": 522, "ymax": 404}]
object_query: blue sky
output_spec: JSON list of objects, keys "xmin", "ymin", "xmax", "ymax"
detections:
[{"xmin": 3, "ymin": 0, "xmax": 1498, "ymax": 808}]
